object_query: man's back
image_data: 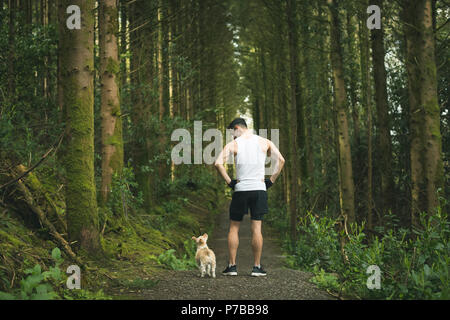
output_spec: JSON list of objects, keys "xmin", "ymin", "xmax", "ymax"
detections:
[{"xmin": 234, "ymin": 134, "xmax": 267, "ymax": 192}]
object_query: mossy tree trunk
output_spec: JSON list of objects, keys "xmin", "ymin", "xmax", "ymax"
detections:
[
  {"xmin": 403, "ymin": 0, "xmax": 443, "ymax": 227},
  {"xmin": 156, "ymin": 0, "xmax": 169, "ymax": 187},
  {"xmin": 371, "ymin": 0, "xmax": 394, "ymax": 219},
  {"xmin": 358, "ymin": 0, "xmax": 373, "ymax": 228},
  {"xmin": 99, "ymin": 0, "xmax": 124, "ymax": 205},
  {"xmin": 286, "ymin": 0, "xmax": 300, "ymax": 242},
  {"xmin": 8, "ymin": 0, "xmax": 16, "ymax": 104},
  {"xmin": 345, "ymin": 12, "xmax": 362, "ymax": 220},
  {"xmin": 58, "ymin": 0, "xmax": 100, "ymax": 254},
  {"xmin": 300, "ymin": 1, "xmax": 314, "ymax": 195},
  {"xmin": 327, "ymin": 0, "xmax": 356, "ymax": 224},
  {"xmin": 157, "ymin": 0, "xmax": 164, "ymax": 121},
  {"xmin": 129, "ymin": 0, "xmax": 154, "ymax": 209}
]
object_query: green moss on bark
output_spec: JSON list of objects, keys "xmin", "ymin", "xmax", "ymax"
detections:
[{"xmin": 60, "ymin": 0, "xmax": 100, "ymax": 255}]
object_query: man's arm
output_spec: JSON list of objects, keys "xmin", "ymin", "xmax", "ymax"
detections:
[
  {"xmin": 214, "ymin": 141, "xmax": 236, "ymax": 185},
  {"xmin": 268, "ymin": 140, "xmax": 285, "ymax": 183}
]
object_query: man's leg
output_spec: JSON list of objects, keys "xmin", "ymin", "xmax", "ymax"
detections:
[
  {"xmin": 250, "ymin": 220, "xmax": 263, "ymax": 266},
  {"xmin": 228, "ymin": 220, "xmax": 240, "ymax": 265}
]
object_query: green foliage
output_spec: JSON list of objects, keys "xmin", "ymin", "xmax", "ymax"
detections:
[
  {"xmin": 104, "ymin": 163, "xmax": 143, "ymax": 217},
  {"xmin": 64, "ymin": 289, "xmax": 112, "ymax": 300},
  {"xmin": 289, "ymin": 213, "xmax": 341, "ymax": 271},
  {"xmin": 157, "ymin": 239, "xmax": 198, "ymax": 271},
  {"xmin": 0, "ymin": 12, "xmax": 60, "ymax": 163},
  {"xmin": 0, "ymin": 246, "xmax": 115, "ymax": 300},
  {"xmin": 310, "ymin": 267, "xmax": 340, "ymax": 292},
  {"xmin": 0, "ymin": 248, "xmax": 62, "ymax": 300},
  {"xmin": 278, "ymin": 208, "xmax": 449, "ymax": 300}
]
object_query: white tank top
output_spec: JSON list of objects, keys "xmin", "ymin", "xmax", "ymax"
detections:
[{"xmin": 234, "ymin": 134, "xmax": 266, "ymax": 192}]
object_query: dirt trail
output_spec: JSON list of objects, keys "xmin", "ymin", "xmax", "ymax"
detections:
[{"xmin": 134, "ymin": 204, "xmax": 334, "ymax": 300}]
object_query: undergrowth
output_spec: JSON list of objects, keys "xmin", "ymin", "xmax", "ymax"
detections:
[
  {"xmin": 268, "ymin": 201, "xmax": 449, "ymax": 300},
  {"xmin": 0, "ymin": 163, "xmax": 224, "ymax": 299}
]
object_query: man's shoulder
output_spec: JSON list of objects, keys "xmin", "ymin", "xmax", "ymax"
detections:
[
  {"xmin": 225, "ymin": 139, "xmax": 238, "ymax": 150},
  {"xmin": 254, "ymin": 135, "xmax": 271, "ymax": 145}
]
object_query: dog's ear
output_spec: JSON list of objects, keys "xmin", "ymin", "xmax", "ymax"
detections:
[
  {"xmin": 191, "ymin": 236, "xmax": 197, "ymax": 241},
  {"xmin": 203, "ymin": 233, "xmax": 208, "ymax": 239}
]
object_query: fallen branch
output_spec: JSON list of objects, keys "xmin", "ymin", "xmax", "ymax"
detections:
[
  {"xmin": 186, "ymin": 200, "xmax": 209, "ymax": 213},
  {"xmin": 14, "ymin": 165, "xmax": 67, "ymax": 234},
  {"xmin": 0, "ymin": 132, "xmax": 64, "ymax": 190},
  {"xmin": 15, "ymin": 179, "xmax": 82, "ymax": 267},
  {"xmin": 326, "ymin": 289, "xmax": 345, "ymax": 300}
]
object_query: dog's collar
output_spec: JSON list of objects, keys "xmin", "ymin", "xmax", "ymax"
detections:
[{"xmin": 197, "ymin": 245, "xmax": 208, "ymax": 250}]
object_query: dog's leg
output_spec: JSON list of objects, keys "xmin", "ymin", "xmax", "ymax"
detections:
[
  {"xmin": 200, "ymin": 264, "xmax": 206, "ymax": 278},
  {"xmin": 212, "ymin": 261, "xmax": 216, "ymax": 278},
  {"xmin": 206, "ymin": 264, "xmax": 211, "ymax": 277}
]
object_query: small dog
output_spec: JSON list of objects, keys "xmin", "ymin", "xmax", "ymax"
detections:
[{"xmin": 191, "ymin": 233, "xmax": 216, "ymax": 278}]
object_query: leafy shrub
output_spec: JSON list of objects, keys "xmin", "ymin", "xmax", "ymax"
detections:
[
  {"xmin": 277, "ymin": 208, "xmax": 449, "ymax": 300},
  {"xmin": 106, "ymin": 164, "xmax": 144, "ymax": 217},
  {"xmin": 157, "ymin": 239, "xmax": 197, "ymax": 271},
  {"xmin": 310, "ymin": 267, "xmax": 340, "ymax": 292},
  {"xmin": 0, "ymin": 248, "xmax": 63, "ymax": 300}
]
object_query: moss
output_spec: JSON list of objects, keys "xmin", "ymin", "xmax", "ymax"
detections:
[
  {"xmin": 105, "ymin": 114, "xmax": 124, "ymax": 175},
  {"xmin": 62, "ymin": 25, "xmax": 100, "ymax": 253},
  {"xmin": 104, "ymin": 4, "xmax": 119, "ymax": 39},
  {"xmin": 106, "ymin": 56, "xmax": 120, "ymax": 75},
  {"xmin": 0, "ymin": 230, "xmax": 28, "ymax": 248},
  {"xmin": 111, "ymin": 103, "xmax": 121, "ymax": 117},
  {"xmin": 105, "ymin": 133, "xmax": 122, "ymax": 147},
  {"xmin": 424, "ymin": 98, "xmax": 441, "ymax": 139},
  {"xmin": 0, "ymin": 212, "xmax": 56, "ymax": 292},
  {"xmin": 102, "ymin": 220, "xmax": 170, "ymax": 264}
]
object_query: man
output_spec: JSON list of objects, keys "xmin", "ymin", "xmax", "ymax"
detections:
[{"xmin": 214, "ymin": 118, "xmax": 285, "ymax": 277}]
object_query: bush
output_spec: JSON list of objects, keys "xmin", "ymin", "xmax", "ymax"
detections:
[
  {"xmin": 0, "ymin": 248, "xmax": 63, "ymax": 300},
  {"xmin": 157, "ymin": 239, "xmax": 198, "ymax": 271},
  {"xmin": 279, "ymin": 209, "xmax": 449, "ymax": 300}
]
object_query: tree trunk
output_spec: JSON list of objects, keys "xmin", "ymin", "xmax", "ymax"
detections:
[
  {"xmin": 358, "ymin": 0, "xmax": 373, "ymax": 228},
  {"xmin": 403, "ymin": 0, "xmax": 443, "ymax": 227},
  {"xmin": 129, "ymin": 0, "xmax": 153, "ymax": 209},
  {"xmin": 8, "ymin": 0, "xmax": 16, "ymax": 102},
  {"xmin": 286, "ymin": 0, "xmax": 300, "ymax": 242},
  {"xmin": 58, "ymin": 0, "xmax": 100, "ymax": 254},
  {"xmin": 327, "ymin": 0, "xmax": 356, "ymax": 224},
  {"xmin": 157, "ymin": 0, "xmax": 165, "ymax": 121},
  {"xmin": 371, "ymin": 0, "xmax": 394, "ymax": 218},
  {"xmin": 120, "ymin": 0, "xmax": 128, "ymax": 98},
  {"xmin": 99, "ymin": 0, "xmax": 124, "ymax": 205}
]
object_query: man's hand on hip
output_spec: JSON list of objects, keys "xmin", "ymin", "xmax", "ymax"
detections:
[
  {"xmin": 264, "ymin": 178, "xmax": 273, "ymax": 189},
  {"xmin": 228, "ymin": 179, "xmax": 238, "ymax": 190}
]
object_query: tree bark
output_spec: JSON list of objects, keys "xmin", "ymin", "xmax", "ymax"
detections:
[
  {"xmin": 157, "ymin": 0, "xmax": 165, "ymax": 121},
  {"xmin": 371, "ymin": 0, "xmax": 394, "ymax": 218},
  {"xmin": 327, "ymin": 0, "xmax": 356, "ymax": 224},
  {"xmin": 403, "ymin": 0, "xmax": 443, "ymax": 227},
  {"xmin": 99, "ymin": 0, "xmax": 124, "ymax": 205},
  {"xmin": 129, "ymin": 0, "xmax": 154, "ymax": 209},
  {"xmin": 58, "ymin": 0, "xmax": 100, "ymax": 254},
  {"xmin": 286, "ymin": 0, "xmax": 300, "ymax": 242},
  {"xmin": 120, "ymin": 0, "xmax": 128, "ymax": 99},
  {"xmin": 358, "ymin": 0, "xmax": 373, "ymax": 228},
  {"xmin": 8, "ymin": 0, "xmax": 16, "ymax": 102}
]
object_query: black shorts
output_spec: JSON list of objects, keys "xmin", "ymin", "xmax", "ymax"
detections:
[{"xmin": 229, "ymin": 190, "xmax": 268, "ymax": 221}]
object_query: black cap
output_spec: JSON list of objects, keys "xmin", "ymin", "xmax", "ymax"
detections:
[{"xmin": 227, "ymin": 118, "xmax": 247, "ymax": 129}]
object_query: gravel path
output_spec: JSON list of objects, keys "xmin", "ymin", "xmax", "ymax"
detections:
[{"xmin": 137, "ymin": 205, "xmax": 335, "ymax": 300}]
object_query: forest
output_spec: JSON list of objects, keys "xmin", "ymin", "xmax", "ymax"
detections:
[{"xmin": 0, "ymin": 0, "xmax": 448, "ymax": 301}]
